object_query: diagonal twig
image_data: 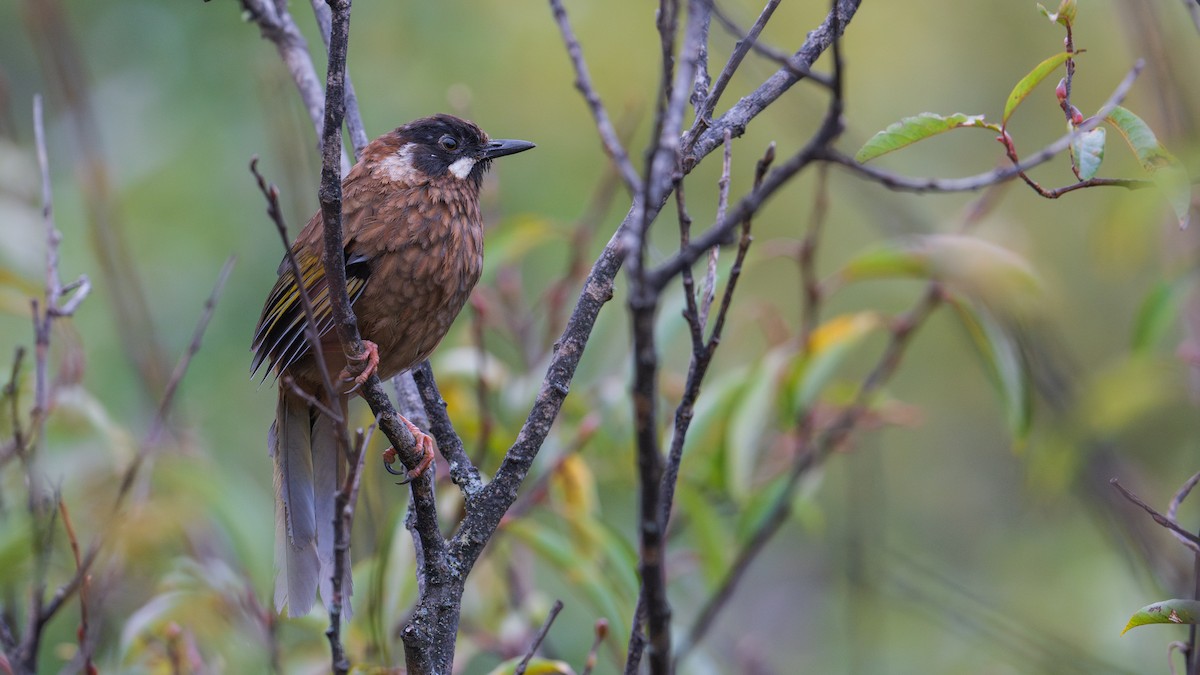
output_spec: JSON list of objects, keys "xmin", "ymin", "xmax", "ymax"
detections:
[
  {"xmin": 548, "ymin": 0, "xmax": 642, "ymax": 197},
  {"xmin": 513, "ymin": 599, "xmax": 565, "ymax": 675},
  {"xmin": 1111, "ymin": 478, "xmax": 1200, "ymax": 555}
]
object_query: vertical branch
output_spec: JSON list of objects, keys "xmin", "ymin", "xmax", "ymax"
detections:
[
  {"xmin": 626, "ymin": 4, "xmax": 714, "ymax": 673},
  {"xmin": 16, "ymin": 94, "xmax": 82, "ymax": 675},
  {"xmin": 312, "ymin": 3, "xmax": 360, "ymax": 671},
  {"xmin": 23, "ymin": 0, "xmax": 169, "ymax": 397}
]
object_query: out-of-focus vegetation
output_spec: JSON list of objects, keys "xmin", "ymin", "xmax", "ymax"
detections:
[{"xmin": 1, "ymin": 0, "xmax": 1198, "ymax": 673}]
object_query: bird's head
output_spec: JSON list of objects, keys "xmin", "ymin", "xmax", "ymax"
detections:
[{"xmin": 369, "ymin": 114, "xmax": 535, "ymax": 189}]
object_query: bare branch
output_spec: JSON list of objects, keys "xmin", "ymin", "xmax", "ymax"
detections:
[
  {"xmin": 1111, "ymin": 478, "xmax": 1200, "ymax": 554},
  {"xmin": 548, "ymin": 0, "xmax": 642, "ymax": 197},
  {"xmin": 697, "ymin": 130, "xmax": 734, "ymax": 328},
  {"xmin": 685, "ymin": 0, "xmax": 782, "ymax": 147},
  {"xmin": 1169, "ymin": 471, "xmax": 1200, "ymax": 524},
  {"xmin": 581, "ymin": 618, "xmax": 609, "ymax": 675},
  {"xmin": 56, "ymin": 499, "xmax": 93, "ymax": 672},
  {"xmin": 678, "ymin": 282, "xmax": 943, "ymax": 663},
  {"xmin": 239, "ymin": 0, "xmax": 352, "ymax": 174},
  {"xmin": 307, "ymin": 0, "xmax": 369, "ymax": 159},
  {"xmin": 684, "ymin": 0, "xmax": 860, "ymax": 170},
  {"xmin": 411, "ymin": 361, "xmax": 482, "ymax": 496},
  {"xmin": 513, "ymin": 599, "xmax": 565, "ymax": 675},
  {"xmin": 249, "ymin": 158, "xmax": 342, "ymax": 409},
  {"xmin": 147, "ymin": 257, "xmax": 235, "ymax": 444},
  {"xmin": 327, "ymin": 426, "xmax": 370, "ymax": 674}
]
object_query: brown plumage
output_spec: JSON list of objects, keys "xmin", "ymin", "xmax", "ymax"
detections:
[{"xmin": 251, "ymin": 114, "xmax": 533, "ymax": 617}]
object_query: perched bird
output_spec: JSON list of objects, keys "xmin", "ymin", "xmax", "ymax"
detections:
[{"xmin": 250, "ymin": 114, "xmax": 534, "ymax": 617}]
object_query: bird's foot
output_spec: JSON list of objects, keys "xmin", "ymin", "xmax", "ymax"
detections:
[
  {"xmin": 340, "ymin": 339, "xmax": 380, "ymax": 393},
  {"xmin": 382, "ymin": 416, "xmax": 436, "ymax": 485}
]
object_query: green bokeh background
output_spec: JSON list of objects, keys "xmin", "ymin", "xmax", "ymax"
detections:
[{"xmin": 1, "ymin": 0, "xmax": 1199, "ymax": 673}]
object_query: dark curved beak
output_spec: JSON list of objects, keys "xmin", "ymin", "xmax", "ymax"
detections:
[{"xmin": 482, "ymin": 138, "xmax": 536, "ymax": 159}]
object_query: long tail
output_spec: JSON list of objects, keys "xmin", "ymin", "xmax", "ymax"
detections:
[{"xmin": 270, "ymin": 387, "xmax": 353, "ymax": 617}]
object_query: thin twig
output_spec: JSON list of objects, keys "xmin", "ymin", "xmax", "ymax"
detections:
[
  {"xmin": 1168, "ymin": 472, "xmax": 1200, "ymax": 675},
  {"xmin": 825, "ymin": 60, "xmax": 1145, "ymax": 195},
  {"xmin": 3, "ymin": 348, "xmax": 27, "ymax": 470},
  {"xmin": 470, "ymin": 300, "xmax": 494, "ymax": 465},
  {"xmin": 698, "ymin": 131, "xmax": 734, "ymax": 328},
  {"xmin": 17, "ymin": 94, "xmax": 80, "ymax": 674},
  {"xmin": 678, "ymin": 282, "xmax": 943, "ymax": 663},
  {"xmin": 1168, "ymin": 471, "xmax": 1200, "ymax": 524},
  {"xmin": 411, "ymin": 361, "xmax": 482, "ymax": 496},
  {"xmin": 57, "ymin": 498, "xmax": 92, "ymax": 672},
  {"xmin": 147, "ymin": 256, "xmax": 235, "ymax": 445},
  {"xmin": 249, "ymin": 158, "xmax": 342, "ymax": 418},
  {"xmin": 683, "ymin": 0, "xmax": 861, "ymax": 171},
  {"xmin": 541, "ymin": 148, "xmax": 625, "ymax": 345},
  {"xmin": 25, "ymin": 3, "xmax": 168, "ymax": 396},
  {"xmin": 684, "ymin": 0, "xmax": 782, "ymax": 150},
  {"xmin": 281, "ymin": 374, "xmax": 342, "ymax": 421},
  {"xmin": 581, "ymin": 618, "xmax": 609, "ymax": 675},
  {"xmin": 651, "ymin": 65, "xmax": 846, "ymax": 291},
  {"xmin": 238, "ymin": 0, "xmax": 351, "ymax": 174},
  {"xmin": 1111, "ymin": 479, "xmax": 1200, "ymax": 554},
  {"xmin": 799, "ymin": 165, "xmax": 830, "ymax": 345},
  {"xmin": 327, "ymin": 425, "xmax": 370, "ymax": 673},
  {"xmin": 548, "ymin": 0, "xmax": 642, "ymax": 197},
  {"xmin": 306, "ymin": 0, "xmax": 369, "ymax": 159},
  {"xmin": 513, "ymin": 599, "xmax": 565, "ymax": 675},
  {"xmin": 661, "ymin": 140, "xmax": 770, "ymax": 533}
]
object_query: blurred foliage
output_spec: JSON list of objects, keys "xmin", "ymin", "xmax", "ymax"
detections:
[{"xmin": 0, "ymin": 0, "xmax": 1199, "ymax": 673}]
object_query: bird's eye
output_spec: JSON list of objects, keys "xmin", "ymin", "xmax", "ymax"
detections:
[{"xmin": 438, "ymin": 135, "xmax": 459, "ymax": 151}]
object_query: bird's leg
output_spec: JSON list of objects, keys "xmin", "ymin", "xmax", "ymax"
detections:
[
  {"xmin": 382, "ymin": 415, "xmax": 436, "ymax": 484},
  {"xmin": 339, "ymin": 339, "xmax": 380, "ymax": 392}
]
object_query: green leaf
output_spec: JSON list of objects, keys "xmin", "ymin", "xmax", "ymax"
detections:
[
  {"xmin": 677, "ymin": 482, "xmax": 735, "ymax": 583},
  {"xmin": 950, "ymin": 302, "xmax": 1032, "ymax": 439},
  {"xmin": 1122, "ymin": 599, "xmax": 1200, "ymax": 634},
  {"xmin": 1003, "ymin": 52, "xmax": 1072, "ymax": 126},
  {"xmin": 725, "ymin": 347, "xmax": 791, "ymax": 500},
  {"xmin": 1037, "ymin": 0, "xmax": 1077, "ymax": 26},
  {"xmin": 854, "ymin": 113, "xmax": 992, "ymax": 163},
  {"xmin": 1070, "ymin": 127, "xmax": 1105, "ymax": 180},
  {"xmin": 1131, "ymin": 279, "xmax": 1187, "ymax": 354},
  {"xmin": 836, "ymin": 245, "xmax": 930, "ymax": 283},
  {"xmin": 1106, "ymin": 106, "xmax": 1192, "ymax": 228}
]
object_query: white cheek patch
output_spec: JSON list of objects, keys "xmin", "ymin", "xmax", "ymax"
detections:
[
  {"xmin": 379, "ymin": 144, "xmax": 419, "ymax": 183},
  {"xmin": 447, "ymin": 156, "xmax": 477, "ymax": 180}
]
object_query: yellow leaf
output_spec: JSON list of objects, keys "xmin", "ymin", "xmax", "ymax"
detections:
[{"xmin": 551, "ymin": 454, "xmax": 597, "ymax": 518}]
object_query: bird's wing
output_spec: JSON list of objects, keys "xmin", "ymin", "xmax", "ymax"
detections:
[{"xmin": 250, "ymin": 247, "xmax": 371, "ymax": 380}]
